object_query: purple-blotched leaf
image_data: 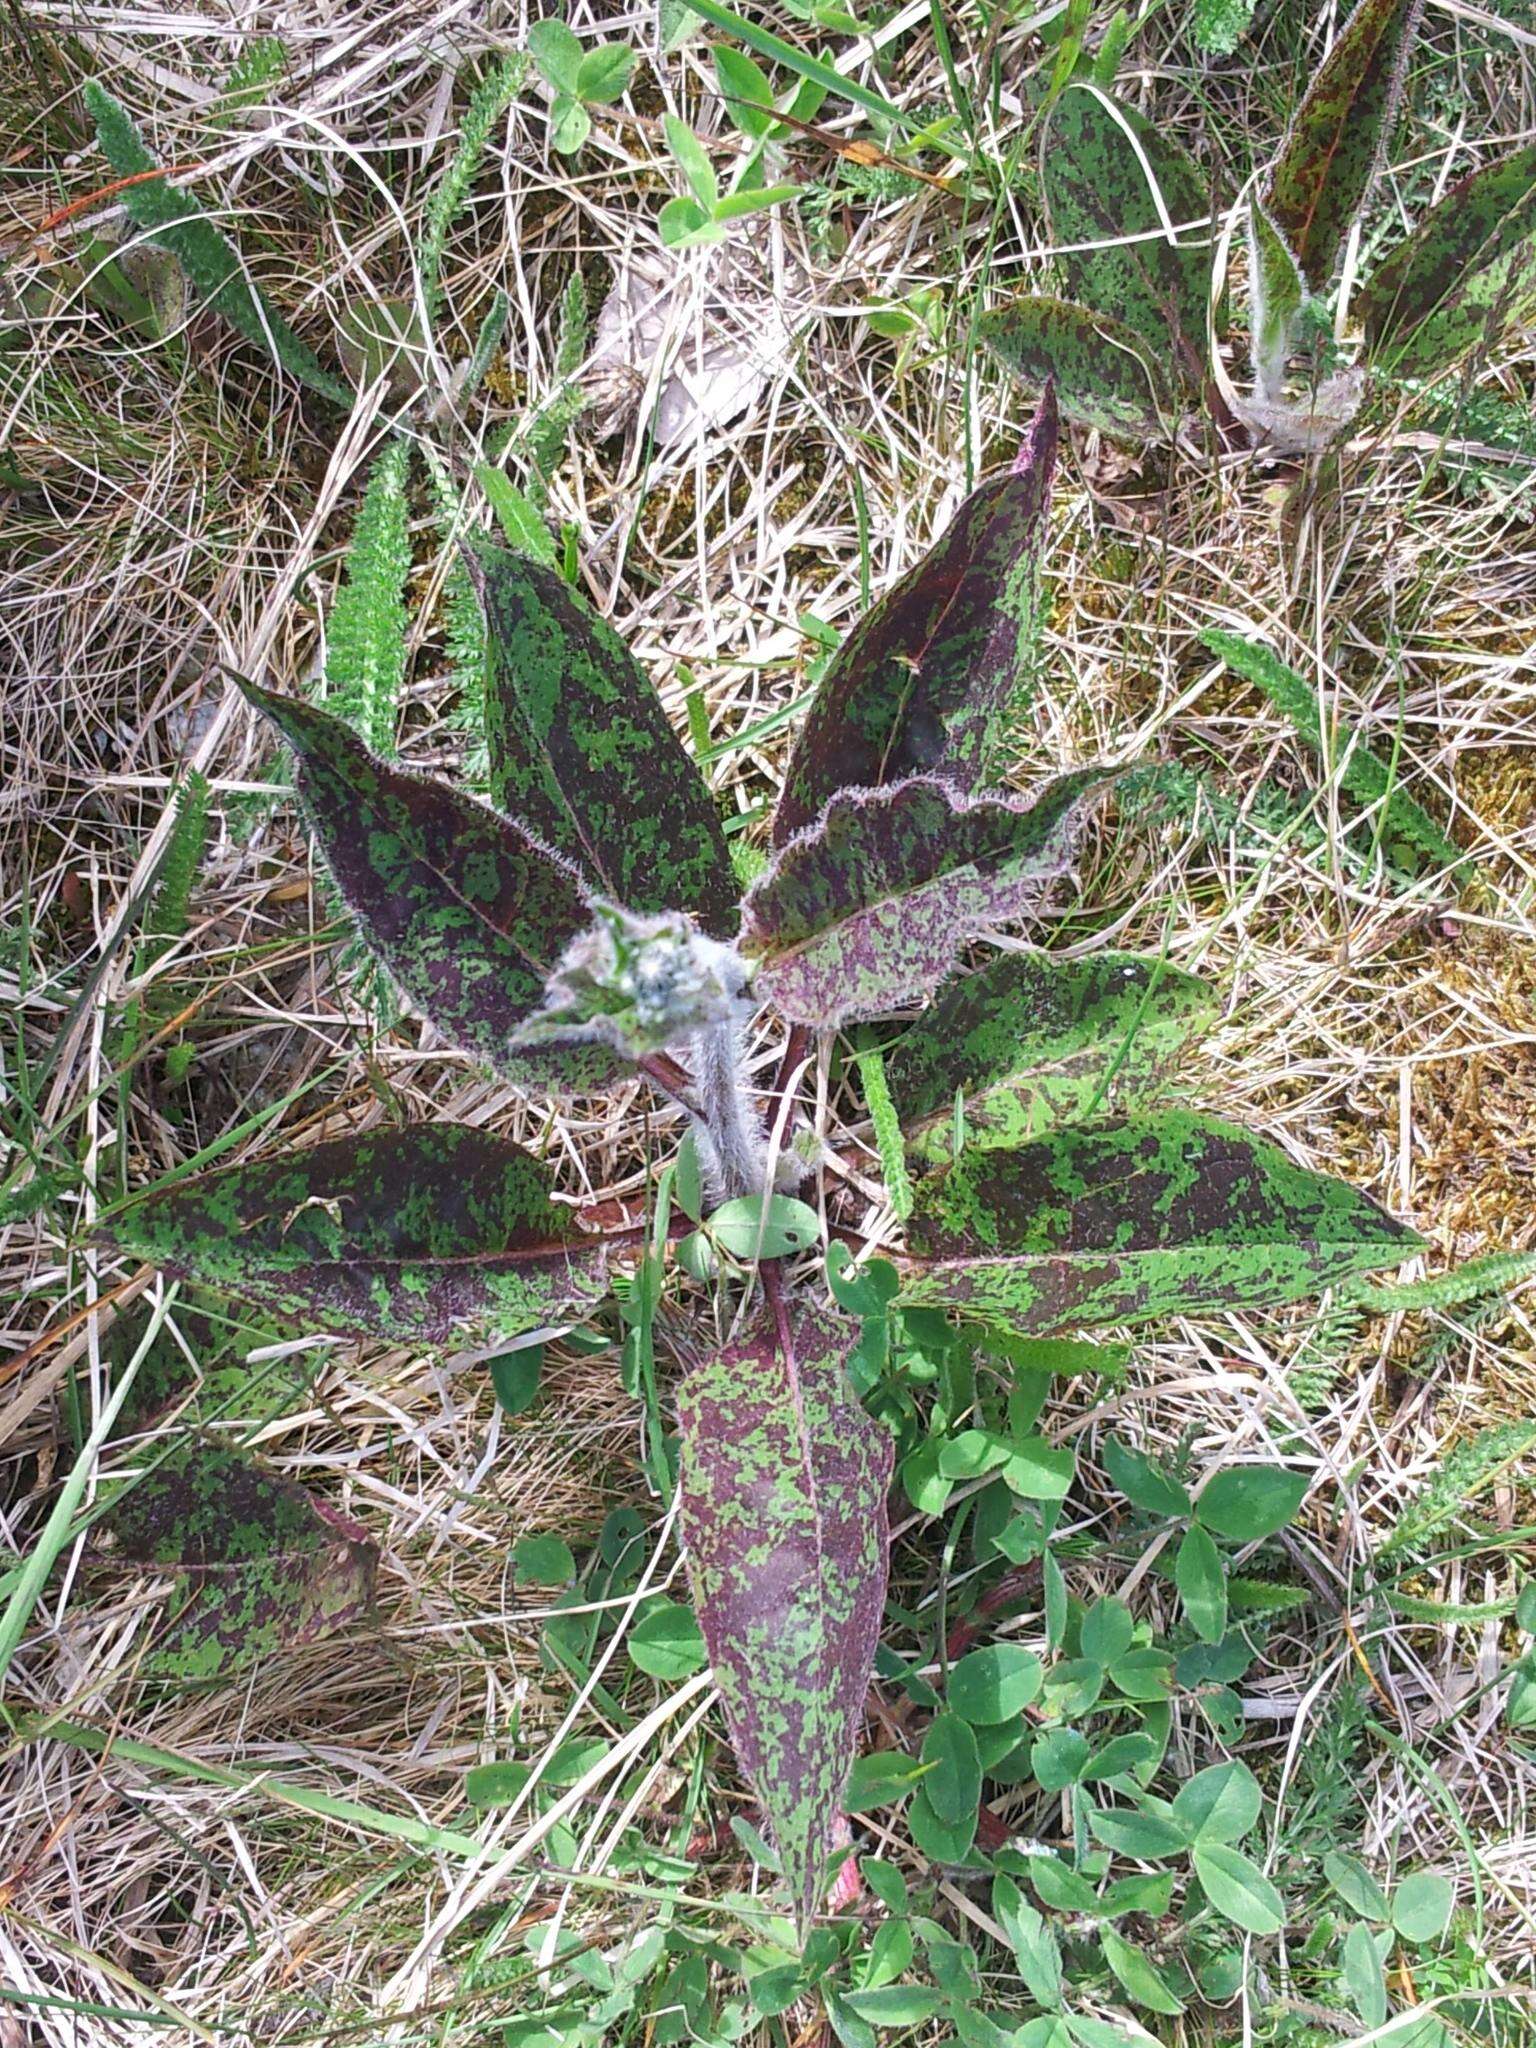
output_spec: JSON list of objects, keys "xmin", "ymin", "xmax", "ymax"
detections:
[
  {"xmin": 882, "ymin": 949, "xmax": 1218, "ymax": 1165},
  {"xmin": 742, "ymin": 770, "xmax": 1111, "ymax": 1028},
  {"xmin": 979, "ymin": 297, "xmax": 1174, "ymax": 442},
  {"xmin": 771, "ymin": 393, "xmax": 1058, "ymax": 846},
  {"xmin": 1357, "ymin": 143, "xmax": 1536, "ymax": 379},
  {"xmin": 464, "ymin": 542, "xmax": 738, "ymax": 937},
  {"xmin": 239, "ymin": 677, "xmax": 623, "ymax": 1092},
  {"xmin": 97, "ymin": 1124, "xmax": 611, "ymax": 1343},
  {"xmin": 107, "ymin": 1435, "xmax": 376, "ymax": 1678},
  {"xmin": 1264, "ymin": 0, "xmax": 1425, "ymax": 293},
  {"xmin": 1042, "ymin": 85, "xmax": 1215, "ymax": 391},
  {"xmin": 901, "ymin": 1110, "xmax": 1418, "ymax": 1329},
  {"xmin": 676, "ymin": 1303, "xmax": 893, "ymax": 1930}
]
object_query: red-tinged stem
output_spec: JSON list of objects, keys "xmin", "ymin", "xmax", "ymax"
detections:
[{"xmin": 760, "ymin": 1257, "xmax": 796, "ymax": 1371}]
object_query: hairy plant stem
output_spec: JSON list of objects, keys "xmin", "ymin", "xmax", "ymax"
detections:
[{"xmin": 690, "ymin": 1003, "xmax": 767, "ymax": 1201}]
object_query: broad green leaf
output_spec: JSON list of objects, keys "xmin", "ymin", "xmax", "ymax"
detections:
[
  {"xmin": 658, "ymin": 195, "xmax": 715, "ymax": 247},
  {"xmin": 1041, "ymin": 84, "xmax": 1213, "ymax": 388},
  {"xmin": 1201, "ymin": 630, "xmax": 1460, "ymax": 871},
  {"xmin": 844, "ymin": 1748, "xmax": 929, "ymax": 1810},
  {"xmin": 1088, "ymin": 1803, "xmax": 1187, "ymax": 1860},
  {"xmin": 548, "ymin": 95, "xmax": 590, "ymax": 155},
  {"xmin": 1248, "ymin": 200, "xmax": 1307, "ymax": 400},
  {"xmin": 81, "ymin": 81, "xmax": 350, "ymax": 406},
  {"xmin": 743, "ymin": 770, "xmax": 1112, "ymax": 1028},
  {"xmin": 947, "ymin": 1645, "xmax": 1043, "ymax": 1724},
  {"xmin": 1080, "ymin": 1598, "xmax": 1133, "ymax": 1664},
  {"xmin": 772, "ymin": 391, "xmax": 1059, "ymax": 845},
  {"xmin": 465, "ymin": 542, "xmax": 737, "ymax": 936},
  {"xmin": 1107, "ymin": 1646, "xmax": 1174, "ymax": 1701},
  {"xmin": 489, "ymin": 1346, "xmax": 544, "ymax": 1415},
  {"xmin": 512, "ymin": 1533, "xmax": 575, "ymax": 1584},
  {"xmin": 1359, "ymin": 143, "xmax": 1536, "ymax": 379},
  {"xmin": 978, "ymin": 296, "xmax": 1174, "ymax": 441},
  {"xmin": 901, "ymin": 1110, "xmax": 1417, "ymax": 1331},
  {"xmin": 1391, "ymin": 1871, "xmax": 1453, "ymax": 1943},
  {"xmin": 1176, "ymin": 1522, "xmax": 1228, "ymax": 1642},
  {"xmin": 629, "ymin": 1598, "xmax": 709, "ymax": 1678},
  {"xmin": 993, "ymin": 1874, "xmax": 1064, "ymax": 2008},
  {"xmin": 1343, "ymin": 1921, "xmax": 1389, "ymax": 2027},
  {"xmin": 97, "ymin": 1125, "xmax": 610, "ymax": 1342},
  {"xmin": 1099, "ymin": 1925, "xmax": 1185, "ymax": 2015},
  {"xmin": 906, "ymin": 1781, "xmax": 978, "ymax": 1863},
  {"xmin": 1193, "ymin": 1842, "xmax": 1286, "ymax": 1934},
  {"xmin": 703, "ymin": 1194, "xmax": 822, "ymax": 1261},
  {"xmin": 107, "ymin": 1435, "xmax": 375, "ymax": 1677},
  {"xmin": 715, "ymin": 45, "xmax": 775, "ymax": 137},
  {"xmin": 465, "ymin": 1760, "xmax": 532, "ymax": 1806},
  {"xmin": 884, "ymin": 949, "xmax": 1217, "ymax": 1165},
  {"xmin": 237, "ymin": 680, "xmax": 620, "ymax": 1090},
  {"xmin": 665, "ymin": 113, "xmax": 719, "ymax": 210},
  {"xmin": 1101, "ymin": 1437, "xmax": 1192, "ymax": 1518},
  {"xmin": 1195, "ymin": 1465, "xmax": 1309, "ymax": 1541},
  {"xmin": 920, "ymin": 1711, "xmax": 981, "ymax": 1826},
  {"xmin": 1171, "ymin": 1761, "xmax": 1262, "ymax": 1845},
  {"xmin": 1003, "ymin": 1435, "xmax": 1076, "ymax": 1501},
  {"xmin": 675, "ymin": 1304, "xmax": 893, "ymax": 1930},
  {"xmin": 575, "ymin": 43, "xmax": 636, "ymax": 103},
  {"xmin": 528, "ymin": 18, "xmax": 583, "ymax": 92},
  {"xmin": 1327, "ymin": 1843, "xmax": 1392, "ymax": 1916},
  {"xmin": 1027, "ymin": 1853, "xmax": 1101, "ymax": 1914},
  {"xmin": 1032, "ymin": 1725, "xmax": 1092, "ymax": 1790},
  {"xmin": 1263, "ymin": 0, "xmax": 1424, "ymax": 291},
  {"xmin": 839, "ymin": 1986, "xmax": 945, "ymax": 2024}
]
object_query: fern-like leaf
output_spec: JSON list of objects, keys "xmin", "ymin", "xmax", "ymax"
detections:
[{"xmin": 325, "ymin": 440, "xmax": 412, "ymax": 755}]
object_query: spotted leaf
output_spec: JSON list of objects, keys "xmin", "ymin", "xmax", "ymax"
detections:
[
  {"xmin": 106, "ymin": 1436, "xmax": 376, "ymax": 1678},
  {"xmin": 900, "ymin": 1111, "xmax": 1418, "ymax": 1328},
  {"xmin": 465, "ymin": 542, "xmax": 737, "ymax": 936},
  {"xmin": 1264, "ymin": 0, "xmax": 1424, "ymax": 293},
  {"xmin": 1042, "ymin": 84, "xmax": 1214, "ymax": 391},
  {"xmin": 743, "ymin": 771, "xmax": 1111, "ymax": 1028},
  {"xmin": 771, "ymin": 393, "xmax": 1058, "ymax": 845},
  {"xmin": 1358, "ymin": 142, "xmax": 1536, "ymax": 379},
  {"xmin": 676, "ymin": 1304, "xmax": 893, "ymax": 1930},
  {"xmin": 881, "ymin": 950, "xmax": 1218, "ymax": 1165},
  {"xmin": 978, "ymin": 296, "xmax": 1174, "ymax": 442},
  {"xmin": 96, "ymin": 1124, "xmax": 611, "ymax": 1343},
  {"xmin": 239, "ymin": 677, "xmax": 622, "ymax": 1092}
]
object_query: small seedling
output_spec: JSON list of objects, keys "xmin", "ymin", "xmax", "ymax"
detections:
[
  {"xmin": 97, "ymin": 388, "xmax": 1421, "ymax": 1945},
  {"xmin": 528, "ymin": 18, "xmax": 637, "ymax": 156}
]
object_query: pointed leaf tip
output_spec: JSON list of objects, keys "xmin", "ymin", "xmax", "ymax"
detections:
[
  {"xmin": 676, "ymin": 1303, "xmax": 892, "ymax": 1931},
  {"xmin": 1012, "ymin": 381, "xmax": 1059, "ymax": 476},
  {"xmin": 771, "ymin": 455, "xmax": 1061, "ymax": 846}
]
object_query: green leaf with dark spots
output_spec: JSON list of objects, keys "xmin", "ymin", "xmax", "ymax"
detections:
[
  {"xmin": 1358, "ymin": 143, "xmax": 1536, "ymax": 379},
  {"xmin": 106, "ymin": 1435, "xmax": 376, "ymax": 1678},
  {"xmin": 978, "ymin": 297, "xmax": 1174, "ymax": 441},
  {"xmin": 742, "ymin": 771, "xmax": 1112, "ymax": 1028},
  {"xmin": 883, "ymin": 949, "xmax": 1217, "ymax": 1165},
  {"xmin": 238, "ymin": 678, "xmax": 622, "ymax": 1091},
  {"xmin": 97, "ymin": 1124, "xmax": 610, "ymax": 1343},
  {"xmin": 900, "ymin": 1110, "xmax": 1418, "ymax": 1330},
  {"xmin": 675, "ymin": 1304, "xmax": 893, "ymax": 1931},
  {"xmin": 464, "ymin": 542, "xmax": 737, "ymax": 936},
  {"xmin": 771, "ymin": 392, "xmax": 1058, "ymax": 844},
  {"xmin": 1263, "ymin": 0, "xmax": 1424, "ymax": 292},
  {"xmin": 1042, "ymin": 84, "xmax": 1213, "ymax": 389}
]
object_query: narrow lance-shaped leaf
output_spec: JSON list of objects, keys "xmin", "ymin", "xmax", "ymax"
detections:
[
  {"xmin": 238, "ymin": 678, "xmax": 623, "ymax": 1090},
  {"xmin": 1042, "ymin": 84, "xmax": 1214, "ymax": 391},
  {"xmin": 96, "ymin": 1124, "xmax": 611, "ymax": 1343},
  {"xmin": 743, "ymin": 769, "xmax": 1112, "ymax": 1028},
  {"xmin": 1200, "ymin": 630, "xmax": 1460, "ymax": 870},
  {"xmin": 1248, "ymin": 201, "xmax": 1307, "ymax": 403},
  {"xmin": 1263, "ymin": 0, "xmax": 1425, "ymax": 293},
  {"xmin": 676, "ymin": 1304, "xmax": 893, "ymax": 1930},
  {"xmin": 900, "ymin": 1109, "xmax": 1419, "ymax": 1329},
  {"xmin": 771, "ymin": 392, "xmax": 1058, "ymax": 845},
  {"xmin": 1357, "ymin": 142, "xmax": 1536, "ymax": 380},
  {"xmin": 106, "ymin": 1436, "xmax": 377, "ymax": 1679},
  {"xmin": 978, "ymin": 297, "xmax": 1174, "ymax": 443},
  {"xmin": 882, "ymin": 949, "xmax": 1218, "ymax": 1165},
  {"xmin": 82, "ymin": 81, "xmax": 351, "ymax": 407},
  {"xmin": 464, "ymin": 542, "xmax": 738, "ymax": 937}
]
